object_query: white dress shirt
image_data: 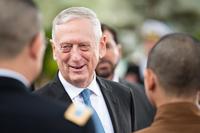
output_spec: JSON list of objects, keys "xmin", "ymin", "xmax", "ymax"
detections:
[{"xmin": 59, "ymin": 71, "xmax": 114, "ymax": 133}]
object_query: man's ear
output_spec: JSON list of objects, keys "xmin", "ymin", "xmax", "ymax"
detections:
[
  {"xmin": 29, "ymin": 33, "xmax": 42, "ymax": 60},
  {"xmin": 144, "ymin": 68, "xmax": 156, "ymax": 94},
  {"xmin": 196, "ymin": 91, "xmax": 200, "ymax": 109},
  {"xmin": 144, "ymin": 68, "xmax": 157, "ymax": 106},
  {"xmin": 50, "ymin": 39, "xmax": 57, "ymax": 60},
  {"xmin": 99, "ymin": 35, "xmax": 107, "ymax": 59}
]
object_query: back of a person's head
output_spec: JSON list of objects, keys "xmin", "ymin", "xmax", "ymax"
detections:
[
  {"xmin": 52, "ymin": 7, "xmax": 102, "ymax": 42},
  {"xmin": 0, "ymin": 0, "xmax": 40, "ymax": 59},
  {"xmin": 147, "ymin": 33, "xmax": 200, "ymax": 97}
]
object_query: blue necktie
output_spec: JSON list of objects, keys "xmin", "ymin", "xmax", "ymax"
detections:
[{"xmin": 80, "ymin": 89, "xmax": 105, "ymax": 133}]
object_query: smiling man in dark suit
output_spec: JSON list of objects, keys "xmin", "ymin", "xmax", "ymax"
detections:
[
  {"xmin": 0, "ymin": 0, "xmax": 95, "ymax": 132},
  {"xmin": 36, "ymin": 7, "xmax": 135, "ymax": 133}
]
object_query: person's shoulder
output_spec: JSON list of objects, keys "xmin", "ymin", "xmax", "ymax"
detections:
[
  {"xmin": 31, "ymin": 92, "xmax": 66, "ymax": 110},
  {"xmin": 35, "ymin": 75, "xmax": 61, "ymax": 95},
  {"xmin": 36, "ymin": 81, "xmax": 55, "ymax": 94},
  {"xmin": 97, "ymin": 76, "xmax": 132, "ymax": 94},
  {"xmin": 25, "ymin": 92, "xmax": 68, "ymax": 120},
  {"xmin": 134, "ymin": 126, "xmax": 155, "ymax": 133},
  {"xmin": 119, "ymin": 78, "xmax": 147, "ymax": 96},
  {"xmin": 29, "ymin": 94, "xmax": 93, "ymax": 129},
  {"xmin": 0, "ymin": 90, "xmax": 91, "ymax": 132},
  {"xmin": 97, "ymin": 76, "xmax": 126, "ymax": 87},
  {"xmin": 119, "ymin": 78, "xmax": 144, "ymax": 91}
]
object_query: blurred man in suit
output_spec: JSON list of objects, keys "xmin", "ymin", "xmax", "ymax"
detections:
[
  {"xmin": 96, "ymin": 23, "xmax": 155, "ymax": 131},
  {"xmin": 36, "ymin": 7, "xmax": 135, "ymax": 133},
  {"xmin": 0, "ymin": 0, "xmax": 95, "ymax": 132},
  {"xmin": 135, "ymin": 33, "xmax": 200, "ymax": 133}
]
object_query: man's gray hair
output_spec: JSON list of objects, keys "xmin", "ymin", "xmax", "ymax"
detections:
[
  {"xmin": 0, "ymin": 0, "xmax": 41, "ymax": 58},
  {"xmin": 52, "ymin": 7, "xmax": 102, "ymax": 42}
]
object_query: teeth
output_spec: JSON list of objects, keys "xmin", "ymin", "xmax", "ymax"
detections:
[{"xmin": 71, "ymin": 65, "xmax": 83, "ymax": 69}]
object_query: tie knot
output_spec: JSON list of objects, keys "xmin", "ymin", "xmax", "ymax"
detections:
[
  {"xmin": 81, "ymin": 89, "xmax": 91, "ymax": 98},
  {"xmin": 80, "ymin": 89, "xmax": 92, "ymax": 106}
]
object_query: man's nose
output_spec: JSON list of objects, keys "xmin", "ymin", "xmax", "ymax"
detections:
[{"xmin": 70, "ymin": 45, "xmax": 82, "ymax": 61}]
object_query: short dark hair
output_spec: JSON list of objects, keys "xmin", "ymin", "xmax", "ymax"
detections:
[
  {"xmin": 0, "ymin": 0, "xmax": 40, "ymax": 58},
  {"xmin": 147, "ymin": 33, "xmax": 200, "ymax": 97},
  {"xmin": 101, "ymin": 23, "xmax": 119, "ymax": 44}
]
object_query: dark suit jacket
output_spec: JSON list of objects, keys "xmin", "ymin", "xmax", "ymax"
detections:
[
  {"xmin": 119, "ymin": 79, "xmax": 155, "ymax": 131},
  {"xmin": 0, "ymin": 77, "xmax": 95, "ymax": 133},
  {"xmin": 36, "ymin": 75, "xmax": 135, "ymax": 133},
  {"xmin": 135, "ymin": 102, "xmax": 200, "ymax": 133}
]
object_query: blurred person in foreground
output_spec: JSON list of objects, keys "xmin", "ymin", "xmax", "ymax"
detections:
[
  {"xmin": 139, "ymin": 19, "xmax": 173, "ymax": 81},
  {"xmin": 36, "ymin": 7, "xmax": 135, "ymax": 133},
  {"xmin": 135, "ymin": 33, "xmax": 200, "ymax": 133},
  {"xmin": 0, "ymin": 0, "xmax": 95, "ymax": 132},
  {"xmin": 96, "ymin": 23, "xmax": 155, "ymax": 131}
]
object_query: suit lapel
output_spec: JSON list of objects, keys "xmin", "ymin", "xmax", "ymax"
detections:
[
  {"xmin": 52, "ymin": 75, "xmax": 73, "ymax": 108},
  {"xmin": 96, "ymin": 77, "xmax": 120, "ymax": 133}
]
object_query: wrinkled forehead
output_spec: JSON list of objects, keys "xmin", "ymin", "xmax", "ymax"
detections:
[{"xmin": 54, "ymin": 18, "xmax": 97, "ymax": 44}]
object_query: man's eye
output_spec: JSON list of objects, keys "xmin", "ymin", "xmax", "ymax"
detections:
[
  {"xmin": 60, "ymin": 43, "xmax": 72, "ymax": 52},
  {"xmin": 61, "ymin": 45, "xmax": 71, "ymax": 48},
  {"xmin": 79, "ymin": 43, "xmax": 90, "ymax": 51}
]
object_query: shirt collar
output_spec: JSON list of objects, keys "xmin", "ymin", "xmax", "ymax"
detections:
[
  {"xmin": 87, "ymin": 74, "xmax": 101, "ymax": 97},
  {"xmin": 58, "ymin": 71, "xmax": 101, "ymax": 100},
  {"xmin": 0, "ymin": 69, "xmax": 29, "ymax": 87},
  {"xmin": 154, "ymin": 102, "xmax": 200, "ymax": 124},
  {"xmin": 112, "ymin": 72, "xmax": 119, "ymax": 82}
]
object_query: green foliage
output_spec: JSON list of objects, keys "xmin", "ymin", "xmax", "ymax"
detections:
[{"xmin": 43, "ymin": 28, "xmax": 58, "ymax": 78}]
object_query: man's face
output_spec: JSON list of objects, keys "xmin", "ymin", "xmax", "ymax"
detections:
[
  {"xmin": 52, "ymin": 18, "xmax": 105, "ymax": 88},
  {"xmin": 96, "ymin": 30, "xmax": 121, "ymax": 79}
]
